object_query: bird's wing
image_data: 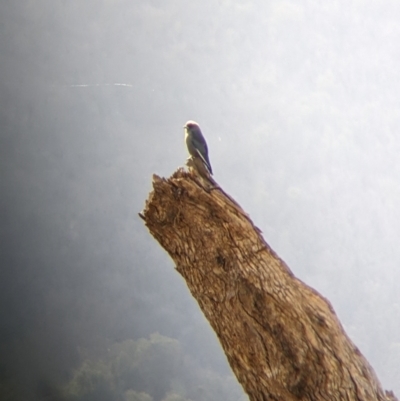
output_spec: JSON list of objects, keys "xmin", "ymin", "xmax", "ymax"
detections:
[
  {"xmin": 191, "ymin": 130, "xmax": 213, "ymax": 174},
  {"xmin": 194, "ymin": 150, "xmax": 212, "ymax": 175},
  {"xmin": 195, "ymin": 148, "xmax": 210, "ymax": 168}
]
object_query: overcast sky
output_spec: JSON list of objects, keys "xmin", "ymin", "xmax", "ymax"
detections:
[{"xmin": 1, "ymin": 0, "xmax": 400, "ymax": 398}]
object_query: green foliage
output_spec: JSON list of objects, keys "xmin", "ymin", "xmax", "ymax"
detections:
[
  {"xmin": 124, "ymin": 390, "xmax": 153, "ymax": 401},
  {"xmin": 65, "ymin": 360, "xmax": 114, "ymax": 400},
  {"xmin": 161, "ymin": 393, "xmax": 193, "ymax": 401},
  {"xmin": 110, "ymin": 333, "xmax": 184, "ymax": 400},
  {"xmin": 64, "ymin": 334, "xmax": 247, "ymax": 401}
]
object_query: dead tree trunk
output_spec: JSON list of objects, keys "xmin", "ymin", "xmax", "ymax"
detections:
[{"xmin": 140, "ymin": 169, "xmax": 397, "ymax": 401}]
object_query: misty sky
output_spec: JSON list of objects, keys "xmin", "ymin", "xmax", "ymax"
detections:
[{"xmin": 1, "ymin": 0, "xmax": 400, "ymax": 399}]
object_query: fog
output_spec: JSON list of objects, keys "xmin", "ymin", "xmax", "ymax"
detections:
[{"xmin": 1, "ymin": 0, "xmax": 399, "ymax": 399}]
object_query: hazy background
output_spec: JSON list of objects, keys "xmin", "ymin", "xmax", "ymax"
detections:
[{"xmin": 1, "ymin": 0, "xmax": 400, "ymax": 400}]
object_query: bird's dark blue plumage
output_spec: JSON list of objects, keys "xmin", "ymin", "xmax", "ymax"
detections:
[{"xmin": 184, "ymin": 121, "xmax": 213, "ymax": 175}]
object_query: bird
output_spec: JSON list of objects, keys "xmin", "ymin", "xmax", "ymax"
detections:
[{"xmin": 184, "ymin": 121, "xmax": 213, "ymax": 175}]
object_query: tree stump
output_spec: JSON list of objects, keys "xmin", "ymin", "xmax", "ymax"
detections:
[{"xmin": 140, "ymin": 169, "xmax": 398, "ymax": 401}]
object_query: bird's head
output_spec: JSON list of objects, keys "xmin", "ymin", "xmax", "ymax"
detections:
[{"xmin": 184, "ymin": 120, "xmax": 200, "ymax": 135}]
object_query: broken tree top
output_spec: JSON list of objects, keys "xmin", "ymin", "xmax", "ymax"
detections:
[{"xmin": 140, "ymin": 169, "xmax": 397, "ymax": 401}]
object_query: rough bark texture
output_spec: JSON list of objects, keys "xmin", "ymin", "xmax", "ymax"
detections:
[{"xmin": 140, "ymin": 169, "xmax": 398, "ymax": 401}]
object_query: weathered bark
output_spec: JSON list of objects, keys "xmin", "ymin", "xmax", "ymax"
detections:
[{"xmin": 140, "ymin": 169, "xmax": 398, "ymax": 401}]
